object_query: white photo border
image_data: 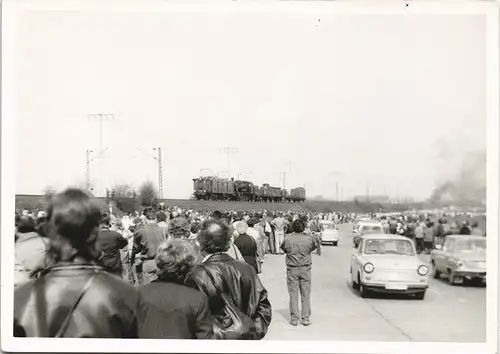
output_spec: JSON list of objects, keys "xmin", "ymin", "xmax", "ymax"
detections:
[{"xmin": 2, "ymin": 1, "xmax": 498, "ymax": 353}]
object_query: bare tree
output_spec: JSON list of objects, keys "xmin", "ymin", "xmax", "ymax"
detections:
[{"xmin": 138, "ymin": 180, "xmax": 158, "ymax": 207}]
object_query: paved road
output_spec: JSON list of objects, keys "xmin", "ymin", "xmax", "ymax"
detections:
[{"xmin": 260, "ymin": 224, "xmax": 486, "ymax": 342}]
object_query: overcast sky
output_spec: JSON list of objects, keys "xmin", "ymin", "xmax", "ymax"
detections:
[{"xmin": 14, "ymin": 9, "xmax": 486, "ymax": 200}]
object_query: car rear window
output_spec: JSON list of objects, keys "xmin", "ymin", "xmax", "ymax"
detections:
[{"xmin": 362, "ymin": 226, "xmax": 382, "ymax": 233}]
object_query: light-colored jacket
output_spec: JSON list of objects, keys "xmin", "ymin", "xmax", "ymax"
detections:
[{"xmin": 14, "ymin": 232, "xmax": 50, "ymax": 287}]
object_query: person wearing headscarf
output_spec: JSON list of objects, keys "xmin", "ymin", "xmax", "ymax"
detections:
[{"xmin": 233, "ymin": 221, "xmax": 259, "ymax": 272}]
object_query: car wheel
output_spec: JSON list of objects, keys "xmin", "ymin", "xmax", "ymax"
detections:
[
  {"xmin": 351, "ymin": 273, "xmax": 359, "ymax": 290},
  {"xmin": 414, "ymin": 291, "xmax": 426, "ymax": 300},
  {"xmin": 447, "ymin": 270, "xmax": 456, "ymax": 285},
  {"xmin": 358, "ymin": 275, "xmax": 369, "ymax": 298},
  {"xmin": 432, "ymin": 261, "xmax": 441, "ymax": 279}
]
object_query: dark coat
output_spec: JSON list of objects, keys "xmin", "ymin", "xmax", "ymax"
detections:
[
  {"xmin": 185, "ymin": 253, "xmax": 272, "ymax": 340},
  {"xmin": 14, "ymin": 263, "xmax": 141, "ymax": 338},
  {"xmin": 95, "ymin": 228, "xmax": 128, "ymax": 272},
  {"xmin": 138, "ymin": 280, "xmax": 214, "ymax": 339},
  {"xmin": 234, "ymin": 234, "xmax": 258, "ymax": 272}
]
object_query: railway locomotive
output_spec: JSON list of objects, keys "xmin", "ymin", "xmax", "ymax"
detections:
[{"xmin": 192, "ymin": 176, "xmax": 306, "ymax": 202}]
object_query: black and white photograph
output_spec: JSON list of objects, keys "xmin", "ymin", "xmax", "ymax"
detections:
[{"xmin": 2, "ymin": 1, "xmax": 498, "ymax": 353}]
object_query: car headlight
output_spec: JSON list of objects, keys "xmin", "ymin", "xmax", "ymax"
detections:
[
  {"xmin": 456, "ymin": 260, "xmax": 464, "ymax": 268},
  {"xmin": 417, "ymin": 265, "xmax": 428, "ymax": 276},
  {"xmin": 363, "ymin": 262, "xmax": 374, "ymax": 273}
]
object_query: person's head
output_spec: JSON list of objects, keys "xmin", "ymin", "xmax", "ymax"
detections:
[
  {"xmin": 235, "ymin": 221, "xmax": 248, "ymax": 235},
  {"xmin": 37, "ymin": 211, "xmax": 48, "ymax": 223},
  {"xmin": 17, "ymin": 215, "xmax": 36, "ymax": 233},
  {"xmin": 197, "ymin": 219, "xmax": 231, "ymax": 254},
  {"xmin": 155, "ymin": 239, "xmax": 197, "ymax": 283},
  {"xmin": 100, "ymin": 212, "xmax": 111, "ymax": 227},
  {"xmin": 168, "ymin": 217, "xmax": 191, "ymax": 239},
  {"xmin": 247, "ymin": 218, "xmax": 257, "ymax": 228},
  {"xmin": 144, "ymin": 207, "xmax": 156, "ymax": 221},
  {"xmin": 212, "ymin": 210, "xmax": 222, "ymax": 220},
  {"xmin": 46, "ymin": 188, "xmax": 102, "ymax": 262},
  {"xmin": 156, "ymin": 211, "xmax": 167, "ymax": 223},
  {"xmin": 291, "ymin": 219, "xmax": 306, "ymax": 233}
]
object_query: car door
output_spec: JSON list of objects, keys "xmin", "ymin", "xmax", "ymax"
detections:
[
  {"xmin": 436, "ymin": 238, "xmax": 452, "ymax": 271},
  {"xmin": 441, "ymin": 239, "xmax": 455, "ymax": 271}
]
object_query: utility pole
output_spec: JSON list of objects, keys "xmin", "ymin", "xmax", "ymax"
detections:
[
  {"xmin": 153, "ymin": 147, "xmax": 163, "ymax": 199},
  {"xmin": 137, "ymin": 147, "xmax": 163, "ymax": 199},
  {"xmin": 87, "ymin": 113, "xmax": 114, "ymax": 196},
  {"xmin": 286, "ymin": 161, "xmax": 292, "ymax": 189},
  {"xmin": 222, "ymin": 147, "xmax": 238, "ymax": 178},
  {"xmin": 85, "ymin": 148, "xmax": 107, "ymax": 193},
  {"xmin": 331, "ymin": 171, "xmax": 341, "ymax": 201},
  {"xmin": 282, "ymin": 172, "xmax": 286, "ymax": 190},
  {"xmin": 86, "ymin": 149, "xmax": 92, "ymax": 191},
  {"xmin": 88, "ymin": 113, "xmax": 114, "ymax": 155}
]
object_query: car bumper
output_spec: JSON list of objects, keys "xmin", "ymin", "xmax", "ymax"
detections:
[
  {"xmin": 362, "ymin": 281, "xmax": 428, "ymax": 294},
  {"xmin": 454, "ymin": 271, "xmax": 486, "ymax": 279}
]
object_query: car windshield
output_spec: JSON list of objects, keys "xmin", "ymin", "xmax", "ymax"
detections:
[
  {"xmin": 454, "ymin": 239, "xmax": 486, "ymax": 252},
  {"xmin": 364, "ymin": 239, "xmax": 415, "ymax": 256},
  {"xmin": 322, "ymin": 223, "xmax": 335, "ymax": 229},
  {"xmin": 362, "ymin": 226, "xmax": 382, "ymax": 234}
]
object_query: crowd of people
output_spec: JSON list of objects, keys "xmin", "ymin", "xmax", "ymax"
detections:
[
  {"xmin": 13, "ymin": 188, "xmax": 485, "ymax": 339},
  {"xmin": 14, "ymin": 188, "xmax": 346, "ymax": 338},
  {"xmin": 377, "ymin": 213, "xmax": 486, "ymax": 253}
]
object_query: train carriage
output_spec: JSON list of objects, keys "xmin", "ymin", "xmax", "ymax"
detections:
[{"xmin": 193, "ymin": 176, "xmax": 306, "ymax": 202}]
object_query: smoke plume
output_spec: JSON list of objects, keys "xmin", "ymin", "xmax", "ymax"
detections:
[{"xmin": 429, "ymin": 148, "xmax": 486, "ymax": 205}]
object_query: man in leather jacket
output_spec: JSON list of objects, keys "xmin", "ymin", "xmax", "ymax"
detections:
[
  {"xmin": 280, "ymin": 219, "xmax": 319, "ymax": 327},
  {"xmin": 14, "ymin": 188, "xmax": 142, "ymax": 338},
  {"xmin": 185, "ymin": 219, "xmax": 272, "ymax": 340}
]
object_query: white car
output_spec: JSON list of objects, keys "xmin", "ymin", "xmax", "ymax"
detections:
[
  {"xmin": 350, "ymin": 234, "xmax": 429, "ymax": 299},
  {"xmin": 353, "ymin": 221, "xmax": 384, "ymax": 247},
  {"xmin": 319, "ymin": 220, "xmax": 339, "ymax": 246}
]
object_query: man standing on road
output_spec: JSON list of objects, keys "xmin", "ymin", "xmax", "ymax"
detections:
[
  {"xmin": 264, "ymin": 212, "xmax": 276, "ymax": 254},
  {"xmin": 280, "ymin": 219, "xmax": 319, "ymax": 327},
  {"xmin": 414, "ymin": 221, "xmax": 425, "ymax": 254},
  {"xmin": 272, "ymin": 212, "xmax": 286, "ymax": 255}
]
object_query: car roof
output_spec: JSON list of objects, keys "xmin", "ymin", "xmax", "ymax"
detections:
[
  {"xmin": 362, "ymin": 234, "xmax": 410, "ymax": 241},
  {"xmin": 359, "ymin": 222, "xmax": 382, "ymax": 227},
  {"xmin": 319, "ymin": 220, "xmax": 334, "ymax": 223},
  {"xmin": 446, "ymin": 235, "xmax": 486, "ymax": 240}
]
